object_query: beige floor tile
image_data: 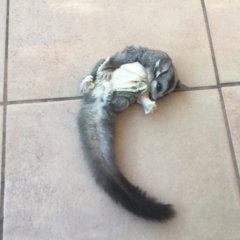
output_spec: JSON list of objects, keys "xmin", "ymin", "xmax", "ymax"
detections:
[
  {"xmin": 0, "ymin": 1, "xmax": 6, "ymax": 102},
  {"xmin": 8, "ymin": 0, "xmax": 215, "ymax": 101},
  {"xmin": 223, "ymin": 87, "xmax": 240, "ymax": 171},
  {"xmin": 4, "ymin": 91, "xmax": 240, "ymax": 239},
  {"xmin": 5, "ymin": 101, "xmax": 83, "ymax": 240},
  {"xmin": 205, "ymin": 0, "xmax": 240, "ymax": 83},
  {"xmin": 115, "ymin": 90, "xmax": 240, "ymax": 239}
]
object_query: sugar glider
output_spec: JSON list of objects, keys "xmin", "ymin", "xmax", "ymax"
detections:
[{"xmin": 78, "ymin": 46, "xmax": 187, "ymax": 222}]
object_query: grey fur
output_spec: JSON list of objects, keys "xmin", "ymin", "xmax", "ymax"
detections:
[
  {"xmin": 78, "ymin": 46, "xmax": 185, "ymax": 221},
  {"xmin": 87, "ymin": 46, "xmax": 182, "ymax": 100}
]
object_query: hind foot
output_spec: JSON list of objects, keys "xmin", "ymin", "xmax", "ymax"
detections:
[
  {"xmin": 80, "ymin": 75, "xmax": 95, "ymax": 93},
  {"xmin": 138, "ymin": 93, "xmax": 157, "ymax": 114},
  {"xmin": 143, "ymin": 100, "xmax": 157, "ymax": 114}
]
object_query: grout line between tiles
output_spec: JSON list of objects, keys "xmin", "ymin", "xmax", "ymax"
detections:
[
  {"xmin": 8, "ymin": 96, "xmax": 83, "ymax": 105},
  {"xmin": 1, "ymin": 0, "xmax": 10, "ymax": 238},
  {"xmin": 3, "ymin": 82, "xmax": 240, "ymax": 106},
  {"xmin": 220, "ymin": 82, "xmax": 240, "ymax": 88},
  {"xmin": 175, "ymin": 85, "xmax": 217, "ymax": 92},
  {"xmin": 201, "ymin": 0, "xmax": 240, "ymax": 195},
  {"xmin": 201, "ymin": 0, "xmax": 220, "ymax": 86},
  {"xmin": 8, "ymin": 88, "xmax": 216, "ymax": 105}
]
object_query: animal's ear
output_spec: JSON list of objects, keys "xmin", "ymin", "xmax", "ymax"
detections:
[
  {"xmin": 174, "ymin": 80, "xmax": 189, "ymax": 91},
  {"xmin": 155, "ymin": 58, "xmax": 172, "ymax": 75}
]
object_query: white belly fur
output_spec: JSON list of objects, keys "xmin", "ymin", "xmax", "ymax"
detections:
[
  {"xmin": 110, "ymin": 62, "xmax": 148, "ymax": 91},
  {"xmin": 91, "ymin": 62, "xmax": 155, "ymax": 114}
]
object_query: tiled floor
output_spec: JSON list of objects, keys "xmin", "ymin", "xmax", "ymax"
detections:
[{"xmin": 1, "ymin": 0, "xmax": 240, "ymax": 239}]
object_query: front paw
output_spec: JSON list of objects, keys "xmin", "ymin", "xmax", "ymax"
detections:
[
  {"xmin": 144, "ymin": 101, "xmax": 157, "ymax": 114},
  {"xmin": 80, "ymin": 75, "xmax": 95, "ymax": 93}
]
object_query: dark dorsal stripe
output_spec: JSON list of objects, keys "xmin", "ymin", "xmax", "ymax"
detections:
[{"xmin": 162, "ymin": 72, "xmax": 175, "ymax": 95}]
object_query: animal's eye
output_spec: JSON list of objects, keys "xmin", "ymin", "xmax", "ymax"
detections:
[{"xmin": 157, "ymin": 82, "xmax": 162, "ymax": 92}]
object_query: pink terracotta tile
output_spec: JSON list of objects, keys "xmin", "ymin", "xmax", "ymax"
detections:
[
  {"xmin": 223, "ymin": 87, "xmax": 240, "ymax": 171},
  {"xmin": 0, "ymin": 1, "xmax": 6, "ymax": 102},
  {"xmin": 205, "ymin": 0, "xmax": 240, "ymax": 83},
  {"xmin": 8, "ymin": 0, "xmax": 215, "ymax": 101},
  {"xmin": 4, "ymin": 91, "xmax": 240, "ymax": 239}
]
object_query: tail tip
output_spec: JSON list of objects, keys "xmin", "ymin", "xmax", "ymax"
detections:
[
  {"xmin": 149, "ymin": 204, "xmax": 176, "ymax": 222},
  {"xmin": 160, "ymin": 204, "xmax": 176, "ymax": 222}
]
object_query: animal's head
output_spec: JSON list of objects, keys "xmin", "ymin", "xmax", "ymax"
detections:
[{"xmin": 149, "ymin": 58, "xmax": 188, "ymax": 100}]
